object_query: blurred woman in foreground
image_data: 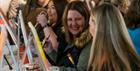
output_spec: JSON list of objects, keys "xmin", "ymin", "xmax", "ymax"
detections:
[{"xmin": 88, "ymin": 2, "xmax": 140, "ymax": 71}]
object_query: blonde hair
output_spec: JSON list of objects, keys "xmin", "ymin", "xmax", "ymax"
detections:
[
  {"xmin": 103, "ymin": 0, "xmax": 130, "ymax": 6},
  {"xmin": 88, "ymin": 3, "xmax": 140, "ymax": 71}
]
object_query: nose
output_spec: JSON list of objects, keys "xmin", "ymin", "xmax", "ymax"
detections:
[
  {"xmin": 47, "ymin": 8, "xmax": 51, "ymax": 14},
  {"xmin": 71, "ymin": 20, "xmax": 77, "ymax": 26}
]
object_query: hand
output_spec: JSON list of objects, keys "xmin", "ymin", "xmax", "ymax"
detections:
[
  {"xmin": 43, "ymin": 27, "xmax": 59, "ymax": 51},
  {"xmin": 24, "ymin": 59, "xmax": 42, "ymax": 71},
  {"xmin": 36, "ymin": 13, "xmax": 48, "ymax": 27},
  {"xmin": 43, "ymin": 27, "xmax": 52, "ymax": 39},
  {"xmin": 8, "ymin": 0, "xmax": 19, "ymax": 18},
  {"xmin": 24, "ymin": 63, "xmax": 41, "ymax": 71}
]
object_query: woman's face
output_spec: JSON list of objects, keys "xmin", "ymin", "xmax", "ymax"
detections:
[
  {"xmin": 67, "ymin": 10, "xmax": 85, "ymax": 36},
  {"xmin": 119, "ymin": 1, "xmax": 131, "ymax": 14},
  {"xmin": 47, "ymin": 1, "xmax": 58, "ymax": 24},
  {"xmin": 89, "ymin": 15, "xmax": 96, "ymax": 37}
]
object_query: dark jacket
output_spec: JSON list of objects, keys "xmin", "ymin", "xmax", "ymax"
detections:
[{"xmin": 47, "ymin": 29, "xmax": 92, "ymax": 71}]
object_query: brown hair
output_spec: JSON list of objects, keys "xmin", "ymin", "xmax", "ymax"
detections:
[
  {"xmin": 125, "ymin": 0, "xmax": 140, "ymax": 28},
  {"xmin": 47, "ymin": 0, "xmax": 68, "ymax": 25},
  {"xmin": 88, "ymin": 3, "xmax": 140, "ymax": 71},
  {"xmin": 62, "ymin": 1, "xmax": 90, "ymax": 43}
]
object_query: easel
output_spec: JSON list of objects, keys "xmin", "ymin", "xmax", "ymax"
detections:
[
  {"xmin": 18, "ymin": 10, "xmax": 33, "ymax": 64},
  {"xmin": 28, "ymin": 22, "xmax": 51, "ymax": 71},
  {"xmin": 0, "ymin": 9, "xmax": 19, "ymax": 71},
  {"xmin": 0, "ymin": 8, "xmax": 33, "ymax": 71}
]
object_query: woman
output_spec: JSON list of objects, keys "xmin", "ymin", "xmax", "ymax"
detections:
[
  {"xmin": 36, "ymin": 0, "xmax": 68, "ymax": 42},
  {"xmin": 30, "ymin": 0, "xmax": 68, "ymax": 66},
  {"xmin": 45, "ymin": 1, "xmax": 92, "ymax": 71},
  {"xmin": 26, "ymin": 1, "xmax": 91, "ymax": 71},
  {"xmin": 88, "ymin": 2, "xmax": 140, "ymax": 71},
  {"xmin": 125, "ymin": 0, "xmax": 140, "ymax": 55}
]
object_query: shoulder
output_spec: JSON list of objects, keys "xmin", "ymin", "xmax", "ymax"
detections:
[
  {"xmin": 76, "ymin": 40, "xmax": 92, "ymax": 70},
  {"xmin": 78, "ymin": 39, "xmax": 92, "ymax": 60},
  {"xmin": 83, "ymin": 39, "xmax": 92, "ymax": 50},
  {"xmin": 80, "ymin": 40, "xmax": 92, "ymax": 56}
]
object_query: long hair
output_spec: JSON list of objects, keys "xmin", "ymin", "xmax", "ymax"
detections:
[
  {"xmin": 46, "ymin": 0, "xmax": 68, "ymax": 25},
  {"xmin": 88, "ymin": 3, "xmax": 140, "ymax": 71},
  {"xmin": 62, "ymin": 1, "xmax": 90, "ymax": 43}
]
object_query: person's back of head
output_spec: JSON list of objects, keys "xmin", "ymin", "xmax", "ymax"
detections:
[
  {"xmin": 125, "ymin": 0, "xmax": 140, "ymax": 28},
  {"xmin": 88, "ymin": 2, "xmax": 140, "ymax": 71}
]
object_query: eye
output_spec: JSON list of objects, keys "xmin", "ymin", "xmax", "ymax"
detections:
[
  {"xmin": 51, "ymin": 5, "xmax": 55, "ymax": 9},
  {"xmin": 67, "ymin": 18, "xmax": 72, "ymax": 21}
]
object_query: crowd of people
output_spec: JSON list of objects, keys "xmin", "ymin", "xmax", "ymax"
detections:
[{"xmin": 0, "ymin": 0, "xmax": 140, "ymax": 71}]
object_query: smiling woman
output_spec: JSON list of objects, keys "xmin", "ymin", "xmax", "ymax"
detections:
[
  {"xmin": 67, "ymin": 10, "xmax": 85, "ymax": 37},
  {"xmin": 54, "ymin": 1, "xmax": 92, "ymax": 71}
]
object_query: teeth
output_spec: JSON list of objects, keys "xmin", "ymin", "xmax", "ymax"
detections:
[
  {"xmin": 73, "ymin": 28, "xmax": 78, "ymax": 30},
  {"xmin": 72, "ymin": 27, "xmax": 78, "ymax": 30}
]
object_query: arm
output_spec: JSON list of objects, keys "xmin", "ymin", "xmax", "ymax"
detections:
[{"xmin": 43, "ymin": 27, "xmax": 59, "ymax": 63}]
